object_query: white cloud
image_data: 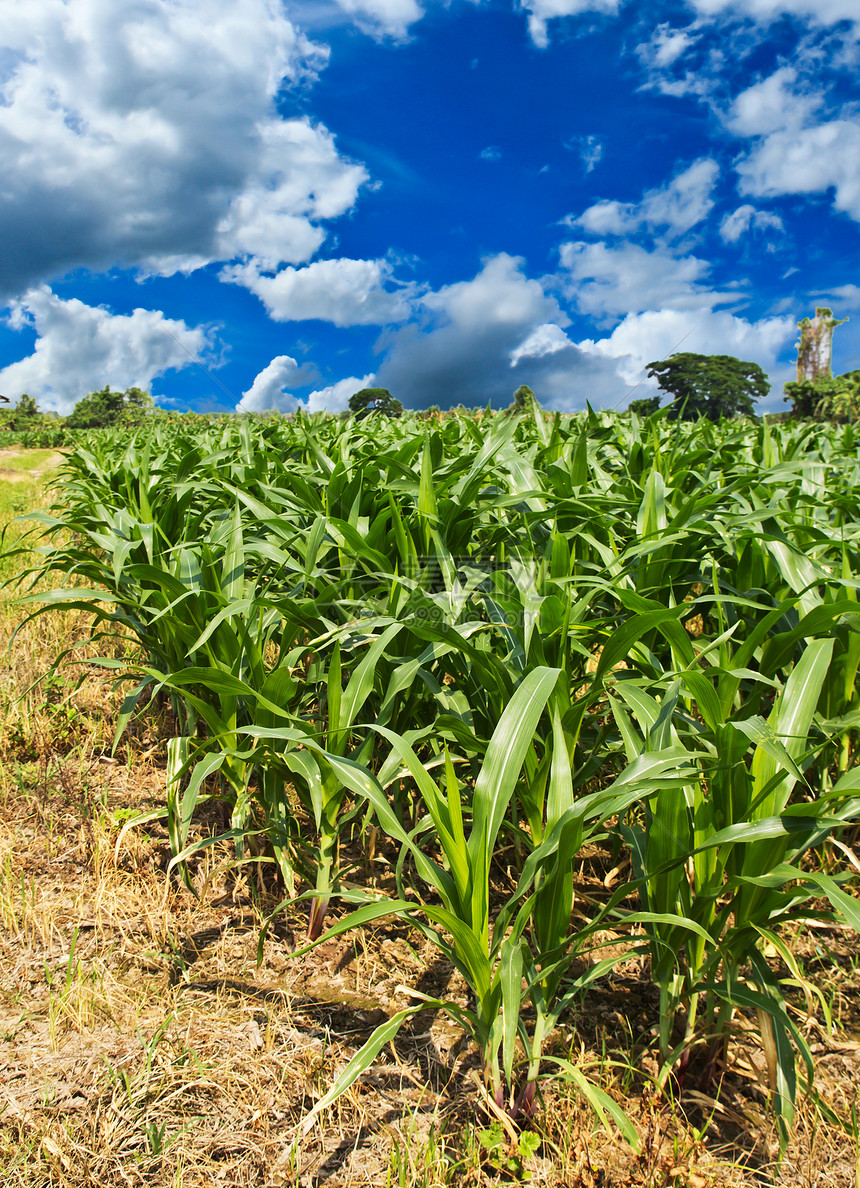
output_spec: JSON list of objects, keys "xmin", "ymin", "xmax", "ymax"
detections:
[
  {"xmin": 719, "ymin": 204, "xmax": 784, "ymax": 242},
  {"xmin": 822, "ymin": 284, "xmax": 860, "ymax": 310},
  {"xmin": 736, "ymin": 120, "xmax": 860, "ymax": 220},
  {"xmin": 374, "ymin": 254, "xmax": 624, "ymax": 409},
  {"xmin": 223, "ymin": 257, "xmax": 415, "ymax": 326},
  {"xmin": 0, "ymin": 286, "xmax": 211, "ymax": 415},
  {"xmin": 332, "ymin": 0, "xmax": 423, "ymax": 39},
  {"xmin": 574, "ymin": 159, "xmax": 719, "ymax": 239},
  {"xmin": 726, "ymin": 68, "xmax": 860, "ymax": 221},
  {"xmin": 725, "ymin": 67, "xmax": 820, "ymax": 138},
  {"xmin": 0, "ymin": 0, "xmax": 367, "ymax": 296},
  {"xmin": 306, "ymin": 374, "xmax": 376, "ymax": 414},
  {"xmin": 565, "ymin": 135, "xmax": 603, "ymax": 173},
  {"xmin": 577, "ymin": 308, "xmax": 796, "ymax": 403},
  {"xmin": 638, "ymin": 23, "xmax": 699, "ymax": 70},
  {"xmin": 568, "ymin": 200, "xmax": 630, "ymax": 237},
  {"xmin": 421, "ymin": 254, "xmax": 566, "ymax": 331},
  {"xmin": 558, "ymin": 240, "xmax": 733, "ymax": 318},
  {"xmin": 519, "ymin": 0, "xmax": 622, "ymax": 49},
  {"xmin": 479, "ymin": 146, "xmax": 502, "ymax": 161},
  {"xmin": 212, "ymin": 121, "xmax": 368, "ymax": 272},
  {"xmin": 633, "ymin": 20, "xmax": 724, "ymax": 100},
  {"xmin": 239, "ymin": 362, "xmax": 375, "ymax": 415},
  {"xmin": 238, "ymin": 355, "xmax": 308, "ymax": 413},
  {"xmin": 687, "ymin": 0, "xmax": 860, "ymax": 26},
  {"xmin": 510, "ymin": 323, "xmax": 573, "ymax": 367}
]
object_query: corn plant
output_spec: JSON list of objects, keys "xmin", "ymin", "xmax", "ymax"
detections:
[
  {"xmin": 610, "ymin": 625, "xmax": 860, "ymax": 1143},
  {"xmin": 256, "ymin": 666, "xmax": 701, "ymax": 1144}
]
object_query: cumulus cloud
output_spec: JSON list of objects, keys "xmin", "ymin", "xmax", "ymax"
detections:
[
  {"xmin": 736, "ymin": 122, "xmax": 860, "ymax": 220},
  {"xmin": 239, "ymin": 362, "xmax": 374, "ymax": 415},
  {"xmin": 420, "ymin": 254, "xmax": 563, "ymax": 331},
  {"xmin": 0, "ymin": 0, "xmax": 367, "ymax": 297},
  {"xmin": 212, "ymin": 122, "xmax": 368, "ymax": 272},
  {"xmin": 725, "ymin": 67, "xmax": 820, "ymax": 138},
  {"xmin": 510, "ymin": 323, "xmax": 573, "ymax": 367},
  {"xmin": 237, "ymin": 355, "xmax": 315, "ymax": 413},
  {"xmin": 223, "ymin": 258, "xmax": 415, "ymax": 327},
  {"xmin": 577, "ymin": 308, "xmax": 796, "ymax": 404},
  {"xmin": 373, "ymin": 254, "xmax": 623, "ymax": 410},
  {"xmin": 725, "ymin": 67, "xmax": 860, "ymax": 221},
  {"xmin": 574, "ymin": 159, "xmax": 720, "ymax": 240},
  {"xmin": 519, "ymin": 0, "xmax": 622, "ymax": 49},
  {"xmin": 0, "ymin": 287, "xmax": 211, "ymax": 415},
  {"xmin": 306, "ymin": 374, "xmax": 376, "ymax": 414},
  {"xmin": 558, "ymin": 240, "xmax": 734, "ymax": 319},
  {"xmin": 719, "ymin": 204, "xmax": 784, "ymax": 242}
]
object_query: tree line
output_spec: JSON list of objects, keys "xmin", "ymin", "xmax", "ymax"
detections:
[{"xmin": 2, "ymin": 308, "xmax": 855, "ymax": 431}]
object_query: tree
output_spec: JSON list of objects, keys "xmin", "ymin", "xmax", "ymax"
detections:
[
  {"xmin": 784, "ymin": 308, "xmax": 857, "ymax": 421},
  {"xmin": 628, "ymin": 395, "xmax": 661, "ymax": 418},
  {"xmin": 785, "ymin": 371, "xmax": 860, "ymax": 422},
  {"xmin": 66, "ymin": 386, "xmax": 154, "ymax": 429},
  {"xmin": 795, "ymin": 307, "xmax": 848, "ymax": 383},
  {"xmin": 646, "ymin": 353, "xmax": 769, "ymax": 422},
  {"xmin": 507, "ymin": 385, "xmax": 538, "ymax": 416},
  {"xmin": 348, "ymin": 387, "xmax": 403, "ymax": 419},
  {"xmin": 1, "ymin": 392, "xmax": 41, "ymax": 432}
]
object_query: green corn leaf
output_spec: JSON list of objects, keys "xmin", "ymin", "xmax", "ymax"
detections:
[
  {"xmin": 545, "ymin": 1059, "xmax": 640, "ymax": 1153},
  {"xmin": 468, "ymin": 667, "xmax": 560, "ymax": 940},
  {"xmin": 731, "ymin": 716, "xmax": 808, "ymax": 788},
  {"xmin": 750, "ymin": 638, "xmax": 834, "ymax": 818},
  {"xmin": 298, "ymin": 1007, "xmax": 422, "ymax": 1139},
  {"xmin": 500, "ymin": 937, "xmax": 524, "ymax": 1085}
]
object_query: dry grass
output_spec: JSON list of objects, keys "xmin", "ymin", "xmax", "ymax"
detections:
[{"xmin": 1, "ymin": 458, "xmax": 859, "ymax": 1187}]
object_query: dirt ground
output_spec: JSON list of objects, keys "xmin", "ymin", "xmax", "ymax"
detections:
[{"xmin": 0, "ymin": 450, "xmax": 65, "ymax": 483}]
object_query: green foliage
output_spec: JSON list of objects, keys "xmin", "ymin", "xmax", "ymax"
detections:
[
  {"xmin": 0, "ymin": 392, "xmax": 45, "ymax": 434},
  {"xmin": 627, "ymin": 396, "xmax": 661, "ymax": 418},
  {"xmin": 16, "ymin": 409, "xmax": 860, "ymax": 1147},
  {"xmin": 508, "ymin": 385, "xmax": 538, "ymax": 416},
  {"xmin": 348, "ymin": 387, "xmax": 403, "ymax": 419},
  {"xmin": 646, "ymin": 352, "xmax": 769, "ymax": 421},
  {"xmin": 65, "ymin": 386, "xmax": 154, "ymax": 429},
  {"xmin": 785, "ymin": 370, "xmax": 860, "ymax": 422}
]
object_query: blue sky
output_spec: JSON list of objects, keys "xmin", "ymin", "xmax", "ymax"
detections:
[{"xmin": 0, "ymin": 0, "xmax": 858, "ymax": 416}]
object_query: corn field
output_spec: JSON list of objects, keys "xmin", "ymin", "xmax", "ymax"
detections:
[{"xmin": 14, "ymin": 406, "xmax": 860, "ymax": 1151}]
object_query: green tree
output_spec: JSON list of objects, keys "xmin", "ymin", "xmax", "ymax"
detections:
[
  {"xmin": 348, "ymin": 387, "xmax": 403, "ymax": 419},
  {"xmin": 507, "ymin": 385, "xmax": 538, "ymax": 416},
  {"xmin": 66, "ymin": 386, "xmax": 154, "ymax": 429},
  {"xmin": 628, "ymin": 395, "xmax": 661, "ymax": 418},
  {"xmin": 1, "ymin": 392, "xmax": 41, "ymax": 432},
  {"xmin": 785, "ymin": 370, "xmax": 860, "ymax": 422},
  {"xmin": 646, "ymin": 353, "xmax": 769, "ymax": 422}
]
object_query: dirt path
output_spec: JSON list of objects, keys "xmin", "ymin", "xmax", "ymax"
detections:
[{"xmin": 0, "ymin": 448, "xmax": 65, "ymax": 483}]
